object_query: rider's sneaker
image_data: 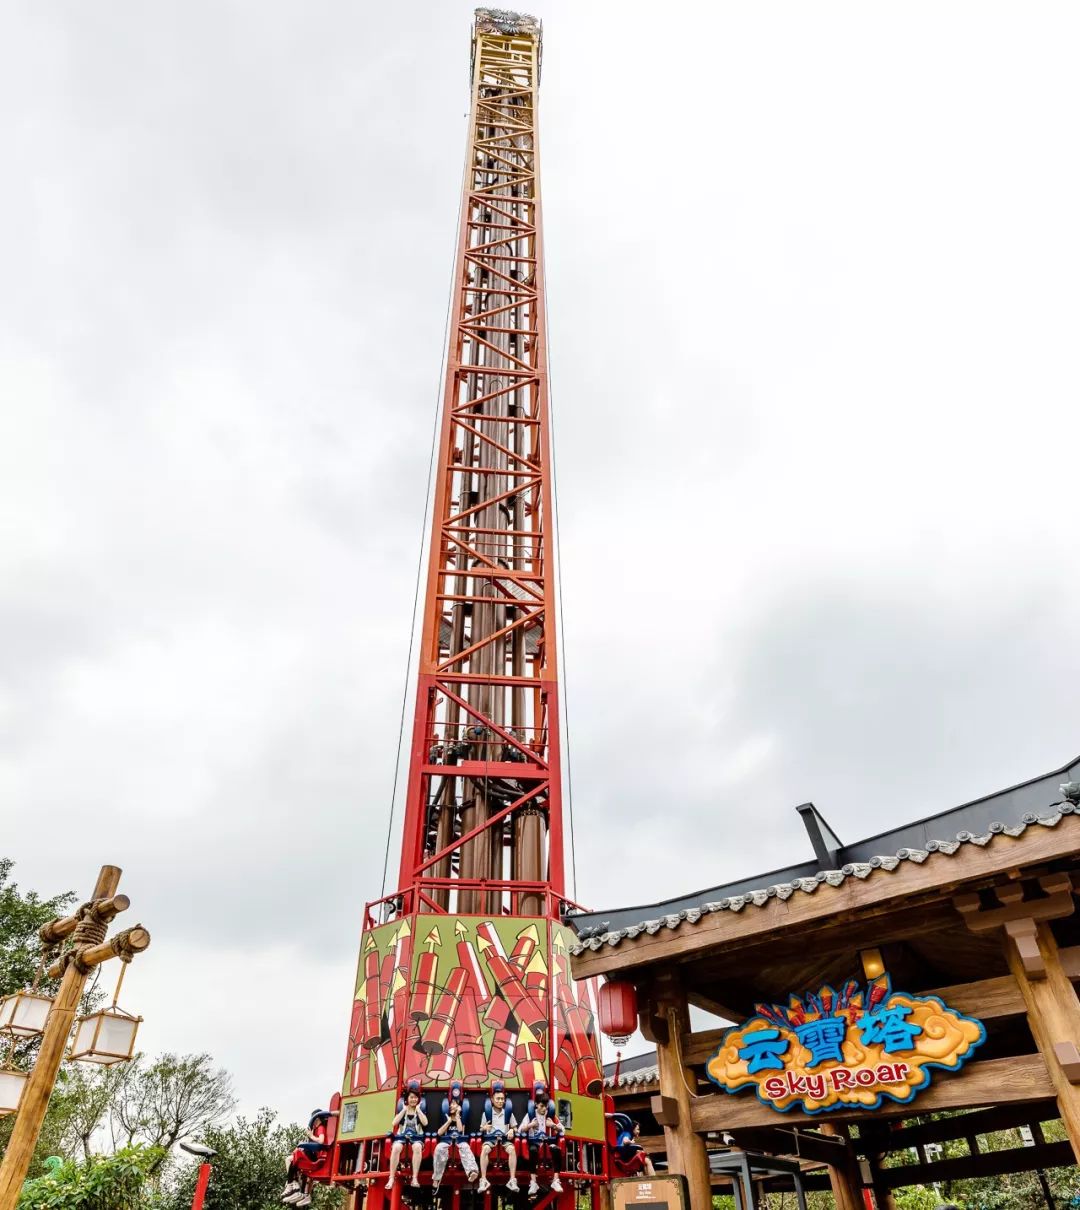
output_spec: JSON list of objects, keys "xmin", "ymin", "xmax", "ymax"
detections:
[
  {"xmin": 506, "ymin": 1177, "xmax": 519, "ymax": 1192},
  {"xmin": 528, "ymin": 1177, "xmax": 539, "ymax": 1196},
  {"xmin": 551, "ymin": 1175, "xmax": 563, "ymax": 1193},
  {"xmin": 281, "ymin": 1182, "xmax": 300, "ymax": 1197},
  {"xmin": 294, "ymin": 1198, "xmax": 312, "ymax": 1209},
  {"xmin": 477, "ymin": 1178, "xmax": 490, "ymax": 1192},
  {"xmin": 282, "ymin": 1193, "xmax": 304, "ymax": 1206}
]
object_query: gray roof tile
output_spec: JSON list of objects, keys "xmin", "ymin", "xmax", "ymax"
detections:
[{"xmin": 570, "ymin": 801, "xmax": 1078, "ymax": 954}]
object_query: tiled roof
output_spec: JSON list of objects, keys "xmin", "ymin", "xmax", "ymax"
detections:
[
  {"xmin": 605, "ymin": 1063, "xmax": 659, "ymax": 1090},
  {"xmin": 571, "ymin": 789, "xmax": 1080, "ymax": 954}
]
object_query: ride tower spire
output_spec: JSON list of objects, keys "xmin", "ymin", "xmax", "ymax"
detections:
[
  {"xmin": 396, "ymin": 6, "xmax": 563, "ymax": 921},
  {"xmin": 331, "ymin": 13, "xmax": 606, "ymax": 1208}
]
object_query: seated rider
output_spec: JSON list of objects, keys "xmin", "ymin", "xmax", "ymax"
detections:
[
  {"xmin": 477, "ymin": 1083, "xmax": 519, "ymax": 1194},
  {"xmin": 612, "ymin": 1117, "xmax": 655, "ymax": 1176},
  {"xmin": 433, "ymin": 1097, "xmax": 478, "ymax": 1190},
  {"xmin": 281, "ymin": 1109, "xmax": 330, "ymax": 1207},
  {"xmin": 522, "ymin": 1091, "xmax": 564, "ymax": 1197},
  {"xmin": 386, "ymin": 1085, "xmax": 427, "ymax": 1191}
]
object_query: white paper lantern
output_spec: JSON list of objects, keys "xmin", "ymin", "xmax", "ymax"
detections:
[
  {"xmin": 0, "ymin": 1068, "xmax": 28, "ymax": 1115},
  {"xmin": 69, "ymin": 1006, "xmax": 141, "ymax": 1066},
  {"xmin": 0, "ymin": 991, "xmax": 54, "ymax": 1039}
]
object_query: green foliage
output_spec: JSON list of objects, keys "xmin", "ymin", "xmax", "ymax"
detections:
[
  {"xmin": 0, "ymin": 859, "xmax": 75, "ymax": 999},
  {"xmin": 112, "ymin": 1052, "xmax": 236, "ymax": 1170},
  {"xmin": 893, "ymin": 1187, "xmax": 942, "ymax": 1210},
  {"xmin": 162, "ymin": 1109, "xmax": 343, "ymax": 1210},
  {"xmin": 711, "ymin": 1195, "xmax": 834, "ymax": 1208},
  {"xmin": 17, "ymin": 1144, "xmax": 163, "ymax": 1210}
]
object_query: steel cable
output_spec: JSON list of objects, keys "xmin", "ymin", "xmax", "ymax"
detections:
[
  {"xmin": 543, "ymin": 274, "xmax": 578, "ymax": 902},
  {"xmin": 379, "ymin": 126, "xmax": 469, "ymax": 906}
]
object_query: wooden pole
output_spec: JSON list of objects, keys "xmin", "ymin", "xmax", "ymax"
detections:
[
  {"xmin": 45, "ymin": 926, "xmax": 149, "ymax": 980},
  {"xmin": 649, "ymin": 970, "xmax": 712, "ymax": 1210},
  {"xmin": 1003, "ymin": 918, "xmax": 1080, "ymax": 1163},
  {"xmin": 0, "ymin": 865, "xmax": 122, "ymax": 1210},
  {"xmin": 38, "ymin": 896, "xmax": 129, "ymax": 946},
  {"xmin": 819, "ymin": 1122, "xmax": 863, "ymax": 1210}
]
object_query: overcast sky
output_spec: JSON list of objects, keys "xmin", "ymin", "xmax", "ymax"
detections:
[{"xmin": 3, "ymin": 1, "xmax": 1079, "ymax": 1123}]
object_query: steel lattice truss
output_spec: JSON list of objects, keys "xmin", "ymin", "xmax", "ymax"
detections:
[{"xmin": 392, "ymin": 16, "xmax": 565, "ymax": 920}]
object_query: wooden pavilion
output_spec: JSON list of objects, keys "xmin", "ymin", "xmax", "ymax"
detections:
[{"xmin": 571, "ymin": 755, "xmax": 1080, "ymax": 1207}]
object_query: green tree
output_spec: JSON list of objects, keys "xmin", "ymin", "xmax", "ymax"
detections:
[
  {"xmin": 113, "ymin": 1053, "xmax": 236, "ymax": 1172},
  {"xmin": 0, "ymin": 859, "xmax": 75, "ymax": 999},
  {"xmin": 163, "ymin": 1109, "xmax": 344, "ymax": 1210},
  {"xmin": 53, "ymin": 1064, "xmax": 129, "ymax": 1159},
  {"xmin": 17, "ymin": 1144, "xmax": 163, "ymax": 1210}
]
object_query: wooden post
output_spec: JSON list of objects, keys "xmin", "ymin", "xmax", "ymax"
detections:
[
  {"xmin": 0, "ymin": 865, "xmax": 122, "ymax": 1210},
  {"xmin": 868, "ymin": 1167, "xmax": 898, "ymax": 1210},
  {"xmin": 819, "ymin": 1122, "xmax": 863, "ymax": 1210},
  {"xmin": 648, "ymin": 970, "xmax": 712, "ymax": 1210},
  {"xmin": 1003, "ymin": 918, "xmax": 1080, "ymax": 1162}
]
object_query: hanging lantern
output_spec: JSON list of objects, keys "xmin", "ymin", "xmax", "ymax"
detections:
[
  {"xmin": 69, "ymin": 1005, "xmax": 142, "ymax": 1065},
  {"xmin": 598, "ymin": 980, "xmax": 638, "ymax": 1047},
  {"xmin": 0, "ymin": 990, "xmax": 54, "ymax": 1039},
  {"xmin": 0, "ymin": 1067, "xmax": 28, "ymax": 1115},
  {"xmin": 69, "ymin": 961, "xmax": 141, "ymax": 1065}
]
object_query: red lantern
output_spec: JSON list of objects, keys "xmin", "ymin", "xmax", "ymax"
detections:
[{"xmin": 598, "ymin": 980, "xmax": 638, "ymax": 1047}]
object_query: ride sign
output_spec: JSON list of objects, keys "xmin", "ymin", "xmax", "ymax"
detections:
[{"xmin": 706, "ymin": 975, "xmax": 985, "ymax": 1114}]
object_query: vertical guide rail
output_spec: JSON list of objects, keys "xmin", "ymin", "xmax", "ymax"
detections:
[{"xmin": 395, "ymin": 11, "xmax": 563, "ymax": 918}]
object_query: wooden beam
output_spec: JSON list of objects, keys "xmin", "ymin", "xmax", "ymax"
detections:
[
  {"xmin": 690, "ymin": 1054, "xmax": 1053, "ymax": 1133},
  {"xmin": 1004, "ymin": 919, "xmax": 1080, "ymax": 1161},
  {"xmin": 572, "ymin": 815, "xmax": 1080, "ymax": 979},
  {"xmin": 918, "ymin": 972, "xmax": 1025, "ymax": 1019},
  {"xmin": 45, "ymin": 926, "xmax": 150, "ymax": 979},
  {"xmin": 882, "ymin": 1099, "xmax": 1060, "ymax": 1151},
  {"xmin": 38, "ymin": 895, "xmax": 129, "ymax": 944},
  {"xmin": 686, "ymin": 989, "xmax": 738, "ymax": 1023},
  {"xmin": 880, "ymin": 1139, "xmax": 1074, "ymax": 1188}
]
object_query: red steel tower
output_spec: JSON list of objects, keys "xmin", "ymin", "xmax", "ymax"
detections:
[{"xmin": 318, "ymin": 11, "xmax": 607, "ymax": 1209}]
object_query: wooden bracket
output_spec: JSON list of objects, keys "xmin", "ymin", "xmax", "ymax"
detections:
[
  {"xmin": 1004, "ymin": 918, "xmax": 1046, "ymax": 979},
  {"xmin": 638, "ymin": 985, "xmax": 670, "ymax": 1045},
  {"xmin": 1054, "ymin": 1041, "xmax": 1080, "ymax": 1083},
  {"xmin": 955, "ymin": 873, "xmax": 1075, "ymax": 935},
  {"xmin": 651, "ymin": 1094, "xmax": 679, "ymax": 1127}
]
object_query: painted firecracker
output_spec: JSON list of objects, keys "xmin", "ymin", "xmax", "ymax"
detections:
[{"xmin": 341, "ymin": 916, "xmax": 602, "ymax": 1105}]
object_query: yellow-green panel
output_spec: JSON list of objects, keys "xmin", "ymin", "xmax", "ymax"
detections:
[
  {"xmin": 338, "ymin": 1089, "xmax": 398, "ymax": 1141},
  {"xmin": 555, "ymin": 1090, "xmax": 605, "ymax": 1142}
]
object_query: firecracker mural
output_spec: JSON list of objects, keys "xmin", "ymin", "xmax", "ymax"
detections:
[
  {"xmin": 342, "ymin": 916, "xmax": 601, "ymax": 1102},
  {"xmin": 706, "ymin": 974, "xmax": 986, "ymax": 1114}
]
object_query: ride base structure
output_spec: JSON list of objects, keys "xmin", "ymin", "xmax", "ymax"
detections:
[{"xmin": 307, "ymin": 11, "xmax": 615, "ymax": 1208}]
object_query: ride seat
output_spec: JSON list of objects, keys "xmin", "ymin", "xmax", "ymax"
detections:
[
  {"xmin": 390, "ymin": 1092, "xmax": 434, "ymax": 1166},
  {"xmin": 439, "ymin": 1087, "xmax": 472, "ymax": 1172},
  {"xmin": 481, "ymin": 1089, "xmax": 521, "ymax": 1165},
  {"xmin": 603, "ymin": 1095, "xmax": 648, "ymax": 1177}
]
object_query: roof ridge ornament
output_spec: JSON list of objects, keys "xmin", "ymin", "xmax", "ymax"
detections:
[{"xmin": 795, "ymin": 802, "xmax": 844, "ymax": 869}]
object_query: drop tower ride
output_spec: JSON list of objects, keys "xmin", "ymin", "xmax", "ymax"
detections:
[{"xmin": 329, "ymin": 11, "xmax": 606, "ymax": 1207}]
